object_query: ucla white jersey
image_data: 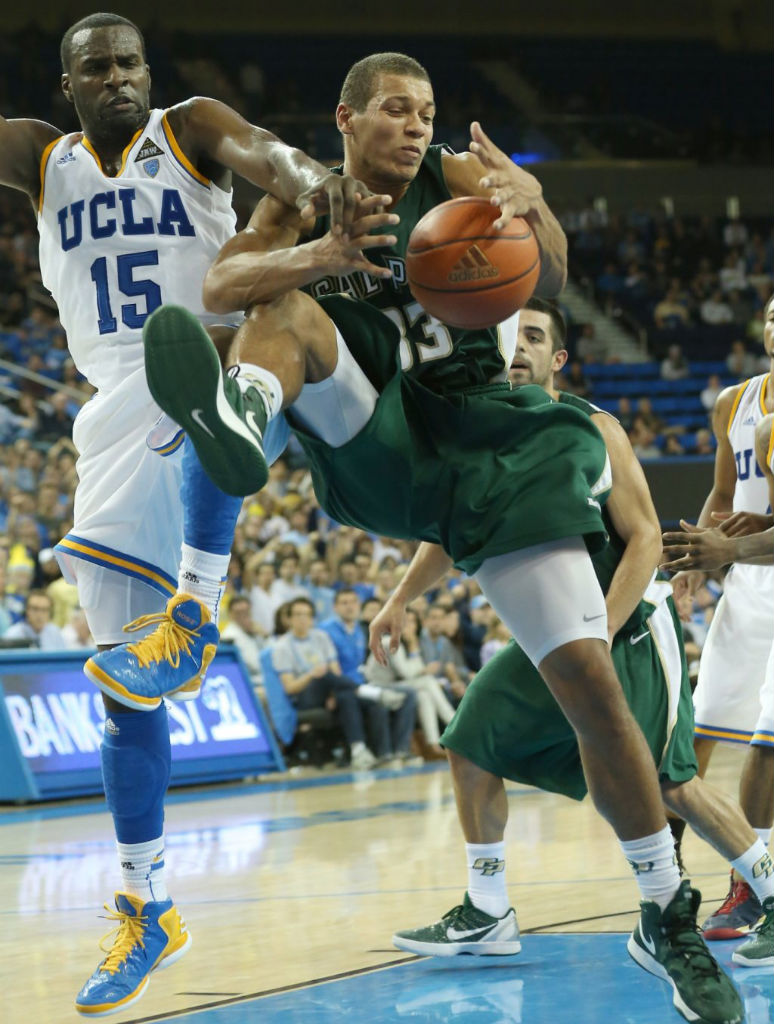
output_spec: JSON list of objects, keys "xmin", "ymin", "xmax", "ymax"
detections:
[
  {"xmin": 37, "ymin": 108, "xmax": 237, "ymax": 392},
  {"xmin": 727, "ymin": 373, "xmax": 771, "ymax": 514}
]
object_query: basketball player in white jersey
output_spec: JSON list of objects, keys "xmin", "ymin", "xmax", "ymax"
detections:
[
  {"xmin": 670, "ymin": 292, "xmax": 774, "ymax": 940},
  {"xmin": 664, "ymin": 408, "xmax": 774, "ymax": 966},
  {"xmin": 0, "ymin": 13, "xmax": 392, "ymax": 1017}
]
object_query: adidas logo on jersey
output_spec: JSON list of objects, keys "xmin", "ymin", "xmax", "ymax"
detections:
[
  {"xmin": 135, "ymin": 138, "xmax": 165, "ymax": 162},
  {"xmin": 56, "ymin": 151, "xmax": 76, "ymax": 166},
  {"xmin": 448, "ymin": 245, "xmax": 499, "ymax": 283},
  {"xmin": 742, "ymin": 416, "xmax": 756, "ymax": 425}
]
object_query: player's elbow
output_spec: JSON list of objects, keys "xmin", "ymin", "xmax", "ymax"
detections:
[{"xmin": 202, "ymin": 266, "xmax": 234, "ymax": 314}]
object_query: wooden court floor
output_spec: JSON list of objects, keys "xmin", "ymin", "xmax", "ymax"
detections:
[{"xmin": 1, "ymin": 744, "xmax": 771, "ymax": 1024}]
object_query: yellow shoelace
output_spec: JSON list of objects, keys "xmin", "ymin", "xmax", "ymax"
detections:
[
  {"xmin": 125, "ymin": 611, "xmax": 199, "ymax": 669},
  {"xmin": 98, "ymin": 904, "xmax": 148, "ymax": 974}
]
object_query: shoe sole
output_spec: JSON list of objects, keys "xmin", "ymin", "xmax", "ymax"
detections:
[
  {"xmin": 627, "ymin": 935, "xmax": 741, "ymax": 1024},
  {"xmin": 702, "ymin": 924, "xmax": 755, "ymax": 941},
  {"xmin": 143, "ymin": 305, "xmax": 268, "ymax": 496},
  {"xmin": 75, "ymin": 931, "xmax": 192, "ymax": 1017},
  {"xmin": 731, "ymin": 949, "xmax": 774, "ymax": 967},
  {"xmin": 393, "ymin": 934, "xmax": 521, "ymax": 957}
]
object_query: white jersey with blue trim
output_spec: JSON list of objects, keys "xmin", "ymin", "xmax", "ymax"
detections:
[
  {"xmin": 37, "ymin": 107, "xmax": 237, "ymax": 393},
  {"xmin": 728, "ymin": 373, "xmax": 771, "ymax": 514}
]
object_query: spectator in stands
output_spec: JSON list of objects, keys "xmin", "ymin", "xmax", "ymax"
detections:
[
  {"xmin": 420, "ymin": 603, "xmax": 471, "ymax": 703},
  {"xmin": 663, "ymin": 436, "xmax": 685, "ymax": 456},
  {"xmin": 634, "ymin": 397, "xmax": 665, "ymax": 436},
  {"xmin": 243, "ymin": 556, "xmax": 276, "ymax": 637},
  {"xmin": 304, "ymin": 557, "xmax": 336, "ymax": 622},
  {"xmin": 365, "ymin": 606, "xmax": 454, "ymax": 760},
  {"xmin": 4, "ymin": 557, "xmax": 34, "ymax": 624},
  {"xmin": 220, "ymin": 594, "xmax": 262, "ymax": 683},
  {"xmin": 617, "ymin": 229, "xmax": 645, "ymax": 266},
  {"xmin": 726, "ymin": 339, "xmax": 757, "ymax": 380},
  {"xmin": 660, "ymin": 343, "xmax": 690, "ymax": 381},
  {"xmin": 335, "ymin": 556, "xmax": 374, "ymax": 603},
  {"xmin": 693, "ymin": 428, "xmax": 715, "ymax": 455},
  {"xmin": 361, "ymin": 597, "xmax": 383, "ymax": 626},
  {"xmin": 561, "ymin": 360, "xmax": 592, "ymax": 398},
  {"xmin": 653, "ymin": 284, "xmax": 690, "ymax": 330},
  {"xmin": 700, "ymin": 373, "xmax": 724, "ymax": 412},
  {"xmin": 595, "ymin": 263, "xmax": 624, "ymax": 309},
  {"xmin": 480, "ymin": 618, "xmax": 511, "ymax": 666},
  {"xmin": 270, "ymin": 552, "xmax": 309, "ymax": 607},
  {"xmin": 271, "ymin": 597, "xmax": 377, "ymax": 770},
  {"xmin": 4, "ymin": 589, "xmax": 66, "ymax": 649},
  {"xmin": 61, "ymin": 607, "xmax": 95, "ymax": 650},
  {"xmin": 719, "ymin": 249, "xmax": 747, "ymax": 293},
  {"xmin": 39, "ymin": 547, "xmax": 78, "ymax": 626},
  {"xmin": 461, "ymin": 593, "xmax": 491, "ymax": 672},
  {"xmin": 614, "ymin": 396, "xmax": 634, "ymax": 432},
  {"xmin": 575, "ymin": 323, "xmax": 609, "ymax": 364},
  {"xmin": 700, "ymin": 289, "xmax": 734, "ymax": 325},
  {"xmin": 0, "ymin": 551, "xmax": 10, "ymax": 636},
  {"xmin": 629, "ymin": 419, "xmax": 662, "ymax": 460},
  {"xmin": 723, "ymin": 217, "xmax": 748, "ymax": 249},
  {"xmin": 321, "ymin": 589, "xmax": 417, "ymax": 763}
]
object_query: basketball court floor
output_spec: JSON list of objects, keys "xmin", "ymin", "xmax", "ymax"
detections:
[{"xmin": 1, "ymin": 745, "xmax": 771, "ymax": 1024}]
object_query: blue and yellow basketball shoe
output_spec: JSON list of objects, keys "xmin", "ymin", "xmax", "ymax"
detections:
[
  {"xmin": 144, "ymin": 304, "xmax": 270, "ymax": 497},
  {"xmin": 76, "ymin": 892, "xmax": 191, "ymax": 1016},
  {"xmin": 85, "ymin": 594, "xmax": 218, "ymax": 711}
]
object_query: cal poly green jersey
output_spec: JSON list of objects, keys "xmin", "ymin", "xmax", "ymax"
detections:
[{"xmin": 304, "ymin": 145, "xmax": 518, "ymax": 393}]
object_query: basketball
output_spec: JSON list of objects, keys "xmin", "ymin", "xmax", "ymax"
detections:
[{"xmin": 405, "ymin": 196, "xmax": 541, "ymax": 330}]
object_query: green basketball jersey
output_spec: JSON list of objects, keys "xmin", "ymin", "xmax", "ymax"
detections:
[{"xmin": 305, "ymin": 146, "xmax": 514, "ymax": 392}]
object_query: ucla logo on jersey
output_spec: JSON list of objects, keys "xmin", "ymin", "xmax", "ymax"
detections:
[
  {"xmin": 56, "ymin": 151, "xmax": 76, "ymax": 166},
  {"xmin": 735, "ymin": 447, "xmax": 765, "ymax": 481},
  {"xmin": 143, "ymin": 158, "xmax": 160, "ymax": 178},
  {"xmin": 56, "ymin": 187, "xmax": 196, "ymax": 251}
]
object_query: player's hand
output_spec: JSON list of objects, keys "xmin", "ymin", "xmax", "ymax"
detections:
[
  {"xmin": 312, "ymin": 196, "xmax": 398, "ymax": 279},
  {"xmin": 711, "ymin": 509, "xmax": 774, "ymax": 537},
  {"xmin": 469, "ymin": 121, "xmax": 543, "ymax": 230},
  {"xmin": 296, "ymin": 174, "xmax": 376, "ymax": 236},
  {"xmin": 666, "ymin": 565, "xmax": 706, "ymax": 620},
  {"xmin": 661, "ymin": 520, "xmax": 734, "ymax": 573},
  {"xmin": 368, "ymin": 598, "xmax": 407, "ymax": 665}
]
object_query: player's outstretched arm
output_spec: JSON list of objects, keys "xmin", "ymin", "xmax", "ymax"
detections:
[
  {"xmin": 203, "ymin": 194, "xmax": 396, "ymax": 314},
  {"xmin": 442, "ymin": 123, "xmax": 567, "ymax": 297},
  {"xmin": 0, "ymin": 116, "xmax": 61, "ymax": 200},
  {"xmin": 662, "ymin": 521, "xmax": 773, "ymax": 570},
  {"xmin": 167, "ymin": 98, "xmax": 371, "ymax": 235},
  {"xmin": 592, "ymin": 414, "xmax": 662, "ymax": 639},
  {"xmin": 368, "ymin": 543, "xmax": 453, "ymax": 665}
]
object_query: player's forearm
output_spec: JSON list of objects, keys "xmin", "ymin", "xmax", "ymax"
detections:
[
  {"xmin": 605, "ymin": 529, "xmax": 661, "ymax": 637},
  {"xmin": 203, "ymin": 241, "xmax": 330, "ymax": 313},
  {"xmin": 390, "ymin": 543, "xmax": 454, "ymax": 607},
  {"xmin": 262, "ymin": 141, "xmax": 332, "ymax": 208},
  {"xmin": 730, "ymin": 527, "xmax": 774, "ymax": 565},
  {"xmin": 696, "ymin": 486, "xmax": 735, "ymax": 528},
  {"xmin": 525, "ymin": 197, "xmax": 568, "ymax": 298}
]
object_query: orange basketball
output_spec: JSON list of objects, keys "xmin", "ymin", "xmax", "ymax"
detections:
[{"xmin": 406, "ymin": 196, "xmax": 541, "ymax": 330}]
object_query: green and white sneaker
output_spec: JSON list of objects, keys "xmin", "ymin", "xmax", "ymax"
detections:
[
  {"xmin": 732, "ymin": 896, "xmax": 774, "ymax": 968},
  {"xmin": 143, "ymin": 305, "xmax": 269, "ymax": 496},
  {"xmin": 392, "ymin": 892, "xmax": 521, "ymax": 956},
  {"xmin": 627, "ymin": 880, "xmax": 743, "ymax": 1024}
]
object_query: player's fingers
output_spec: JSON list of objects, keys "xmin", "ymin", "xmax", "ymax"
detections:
[
  {"xmin": 298, "ymin": 201, "xmax": 316, "ymax": 221},
  {"xmin": 352, "ymin": 253, "xmax": 393, "ymax": 278},
  {"xmin": 660, "ymin": 553, "xmax": 695, "ymax": 571},
  {"xmin": 351, "ymin": 211, "xmax": 399, "ymax": 235},
  {"xmin": 326, "ymin": 182, "xmax": 345, "ymax": 235},
  {"xmin": 678, "ymin": 519, "xmax": 702, "ymax": 533},
  {"xmin": 662, "ymin": 532, "xmax": 693, "ymax": 546}
]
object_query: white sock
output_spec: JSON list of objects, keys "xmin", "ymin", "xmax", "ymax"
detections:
[
  {"xmin": 178, "ymin": 543, "xmax": 229, "ymax": 623},
  {"xmin": 233, "ymin": 362, "xmax": 283, "ymax": 420},
  {"xmin": 621, "ymin": 825, "xmax": 681, "ymax": 910},
  {"xmin": 731, "ymin": 840, "xmax": 774, "ymax": 905},
  {"xmin": 116, "ymin": 837, "xmax": 168, "ymax": 903},
  {"xmin": 754, "ymin": 827, "xmax": 772, "ymax": 846},
  {"xmin": 466, "ymin": 841, "xmax": 509, "ymax": 917}
]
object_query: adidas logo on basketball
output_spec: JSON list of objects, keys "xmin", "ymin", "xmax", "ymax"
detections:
[{"xmin": 448, "ymin": 245, "xmax": 500, "ymax": 283}]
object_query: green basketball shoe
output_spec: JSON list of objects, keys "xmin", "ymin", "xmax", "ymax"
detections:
[
  {"xmin": 143, "ymin": 305, "xmax": 269, "ymax": 496},
  {"xmin": 392, "ymin": 892, "xmax": 521, "ymax": 956},
  {"xmin": 732, "ymin": 896, "xmax": 774, "ymax": 968},
  {"xmin": 627, "ymin": 880, "xmax": 742, "ymax": 1024}
]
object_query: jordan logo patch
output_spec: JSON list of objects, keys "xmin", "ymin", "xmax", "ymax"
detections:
[
  {"xmin": 448, "ymin": 245, "xmax": 499, "ymax": 283},
  {"xmin": 135, "ymin": 138, "xmax": 165, "ymax": 162}
]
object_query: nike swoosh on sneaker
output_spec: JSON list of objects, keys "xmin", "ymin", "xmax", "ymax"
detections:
[
  {"xmin": 191, "ymin": 408, "xmax": 215, "ymax": 438},
  {"xmin": 446, "ymin": 923, "xmax": 498, "ymax": 941},
  {"xmin": 245, "ymin": 409, "xmax": 264, "ymax": 442},
  {"xmin": 639, "ymin": 922, "xmax": 657, "ymax": 956},
  {"xmin": 629, "ymin": 630, "xmax": 650, "ymax": 646}
]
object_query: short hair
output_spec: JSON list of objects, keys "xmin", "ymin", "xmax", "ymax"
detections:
[
  {"xmin": 524, "ymin": 296, "xmax": 567, "ymax": 353},
  {"xmin": 340, "ymin": 52, "xmax": 430, "ymax": 111},
  {"xmin": 61, "ymin": 13, "xmax": 146, "ymax": 73},
  {"xmin": 288, "ymin": 597, "xmax": 315, "ymax": 616},
  {"xmin": 26, "ymin": 589, "xmax": 52, "ymax": 612},
  {"xmin": 334, "ymin": 587, "xmax": 359, "ymax": 603},
  {"xmin": 229, "ymin": 595, "xmax": 250, "ymax": 611}
]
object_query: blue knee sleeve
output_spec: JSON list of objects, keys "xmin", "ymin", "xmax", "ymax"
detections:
[
  {"xmin": 100, "ymin": 705, "xmax": 171, "ymax": 843},
  {"xmin": 181, "ymin": 436, "xmax": 242, "ymax": 555}
]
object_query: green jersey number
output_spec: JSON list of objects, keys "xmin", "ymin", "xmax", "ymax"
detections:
[{"xmin": 383, "ymin": 301, "xmax": 454, "ymax": 371}]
